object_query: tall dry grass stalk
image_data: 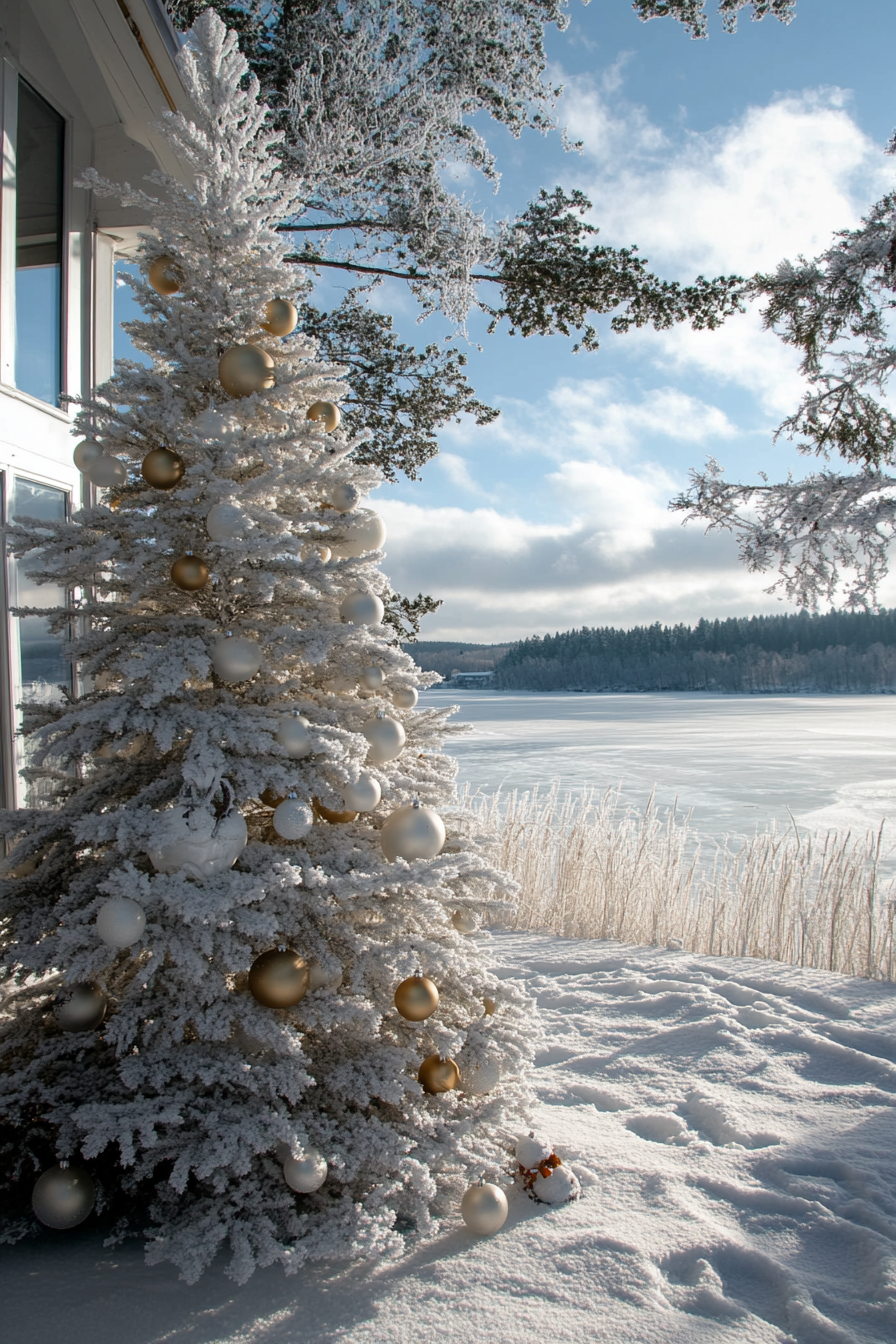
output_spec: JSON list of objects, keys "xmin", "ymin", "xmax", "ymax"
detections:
[{"xmin": 471, "ymin": 784, "xmax": 896, "ymax": 981}]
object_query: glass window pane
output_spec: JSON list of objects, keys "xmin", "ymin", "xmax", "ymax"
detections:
[
  {"xmin": 15, "ymin": 81, "xmax": 64, "ymax": 406},
  {"xmin": 114, "ymin": 260, "xmax": 153, "ymax": 369}
]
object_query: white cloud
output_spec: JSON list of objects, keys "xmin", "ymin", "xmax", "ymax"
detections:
[{"xmin": 437, "ymin": 452, "xmax": 482, "ymax": 494}]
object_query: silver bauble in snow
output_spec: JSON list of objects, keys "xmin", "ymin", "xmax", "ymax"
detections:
[
  {"xmin": 460, "ymin": 1180, "xmax": 509, "ymax": 1235},
  {"xmin": 55, "ymin": 984, "xmax": 106, "ymax": 1033},
  {"xmin": 381, "ymin": 801, "xmax": 445, "ymax": 862},
  {"xmin": 96, "ymin": 896, "xmax": 146, "ymax": 948},
  {"xmin": 85, "ymin": 454, "xmax": 127, "ymax": 488},
  {"xmin": 210, "ymin": 635, "xmax": 262, "ymax": 682},
  {"xmin": 206, "ymin": 502, "xmax": 245, "ymax": 541},
  {"xmin": 339, "ymin": 591, "xmax": 384, "ymax": 625},
  {"xmin": 341, "ymin": 772, "xmax": 381, "ymax": 812},
  {"xmin": 276, "ymin": 715, "xmax": 312, "ymax": 759},
  {"xmin": 392, "ymin": 685, "xmax": 418, "ymax": 709},
  {"xmin": 272, "ymin": 795, "xmax": 314, "ymax": 840},
  {"xmin": 283, "ymin": 1147, "xmax": 327, "ymax": 1193},
  {"xmin": 32, "ymin": 1164, "xmax": 96, "ymax": 1229},
  {"xmin": 362, "ymin": 714, "xmax": 405, "ymax": 765}
]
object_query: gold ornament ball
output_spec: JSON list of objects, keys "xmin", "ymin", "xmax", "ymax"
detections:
[
  {"xmin": 171, "ymin": 553, "xmax": 209, "ymax": 591},
  {"xmin": 312, "ymin": 796, "xmax": 358, "ymax": 824},
  {"xmin": 142, "ymin": 448, "xmax": 185, "ymax": 490},
  {"xmin": 483, "ymin": 997, "xmax": 497, "ymax": 1016},
  {"xmin": 260, "ymin": 787, "xmax": 287, "ymax": 809},
  {"xmin": 219, "ymin": 344, "xmax": 275, "ymax": 398},
  {"xmin": 418, "ymin": 1054, "xmax": 460, "ymax": 1095},
  {"xmin": 55, "ymin": 983, "xmax": 107, "ymax": 1033},
  {"xmin": 261, "ymin": 298, "xmax": 298, "ymax": 337},
  {"xmin": 148, "ymin": 255, "xmax": 183, "ymax": 296},
  {"xmin": 248, "ymin": 948, "xmax": 310, "ymax": 1008},
  {"xmin": 394, "ymin": 974, "xmax": 439, "ymax": 1022},
  {"xmin": 306, "ymin": 400, "xmax": 341, "ymax": 432}
]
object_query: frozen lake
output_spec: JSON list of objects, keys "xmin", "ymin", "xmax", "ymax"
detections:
[{"xmin": 422, "ymin": 689, "xmax": 896, "ymax": 846}]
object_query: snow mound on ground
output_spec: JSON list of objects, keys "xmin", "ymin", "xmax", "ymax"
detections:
[{"xmin": 6, "ymin": 931, "xmax": 896, "ymax": 1343}]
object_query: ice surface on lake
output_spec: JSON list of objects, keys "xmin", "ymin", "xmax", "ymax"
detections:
[{"xmin": 428, "ymin": 689, "xmax": 896, "ymax": 846}]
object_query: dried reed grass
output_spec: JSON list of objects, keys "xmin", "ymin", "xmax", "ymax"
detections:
[{"xmin": 472, "ymin": 784, "xmax": 896, "ymax": 981}]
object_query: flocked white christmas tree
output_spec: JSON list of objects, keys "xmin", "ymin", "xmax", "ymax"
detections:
[{"xmin": 0, "ymin": 12, "xmax": 536, "ymax": 1282}]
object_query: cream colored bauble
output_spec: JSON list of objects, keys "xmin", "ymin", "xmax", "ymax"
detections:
[
  {"xmin": 276, "ymin": 715, "xmax": 312, "ymax": 759},
  {"xmin": 329, "ymin": 510, "xmax": 386, "ymax": 560},
  {"xmin": 341, "ymin": 772, "xmax": 381, "ymax": 812},
  {"xmin": 459, "ymin": 1056, "xmax": 502, "ymax": 1096},
  {"xmin": 148, "ymin": 255, "xmax": 182, "ymax": 295},
  {"xmin": 362, "ymin": 714, "xmax": 406, "ymax": 765},
  {"xmin": 392, "ymin": 686, "xmax": 418, "ymax": 710},
  {"xmin": 306, "ymin": 400, "xmax": 340, "ymax": 432},
  {"xmin": 272, "ymin": 794, "xmax": 314, "ymax": 840},
  {"xmin": 206, "ymin": 502, "xmax": 245, "ymax": 541},
  {"xmin": 85, "ymin": 454, "xmax": 127, "ymax": 488},
  {"xmin": 261, "ymin": 298, "xmax": 298, "ymax": 337},
  {"xmin": 96, "ymin": 897, "xmax": 146, "ymax": 948},
  {"xmin": 283, "ymin": 1147, "xmax": 327, "ymax": 1193},
  {"xmin": 360, "ymin": 666, "xmax": 385, "ymax": 691},
  {"xmin": 460, "ymin": 1180, "xmax": 509, "ymax": 1235},
  {"xmin": 210, "ymin": 635, "xmax": 262, "ymax": 682},
  {"xmin": 313, "ymin": 796, "xmax": 358, "ymax": 824},
  {"xmin": 339, "ymin": 591, "xmax": 384, "ymax": 626},
  {"xmin": 329, "ymin": 482, "xmax": 360, "ymax": 513},
  {"xmin": 452, "ymin": 908, "xmax": 479, "ymax": 935},
  {"xmin": 72, "ymin": 438, "xmax": 102, "ymax": 472},
  {"xmin": 381, "ymin": 801, "xmax": 445, "ymax": 862},
  {"xmin": 32, "ymin": 1165, "xmax": 96, "ymax": 1230},
  {"xmin": 218, "ymin": 344, "xmax": 275, "ymax": 397},
  {"xmin": 147, "ymin": 807, "xmax": 247, "ymax": 879}
]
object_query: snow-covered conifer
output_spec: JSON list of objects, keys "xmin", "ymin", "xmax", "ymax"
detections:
[{"xmin": 0, "ymin": 11, "xmax": 534, "ymax": 1282}]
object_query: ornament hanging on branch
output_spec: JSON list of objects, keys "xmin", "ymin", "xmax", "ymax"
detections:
[
  {"xmin": 218, "ymin": 344, "xmax": 275, "ymax": 397},
  {"xmin": 329, "ymin": 482, "xmax": 360, "ymax": 513},
  {"xmin": 339, "ymin": 591, "xmax": 384, "ymax": 626},
  {"xmin": 360, "ymin": 666, "xmax": 384, "ymax": 691},
  {"xmin": 362, "ymin": 712, "xmax": 405, "ymax": 765},
  {"xmin": 341, "ymin": 771, "xmax": 381, "ymax": 812},
  {"xmin": 306, "ymin": 400, "xmax": 340, "ymax": 432},
  {"xmin": 283, "ymin": 1147, "xmax": 327, "ymax": 1193},
  {"xmin": 394, "ymin": 973, "xmax": 439, "ymax": 1022},
  {"xmin": 381, "ymin": 802, "xmax": 445, "ymax": 862},
  {"xmin": 418, "ymin": 1054, "xmax": 460, "ymax": 1094},
  {"xmin": 142, "ymin": 448, "xmax": 185, "ymax": 490},
  {"xmin": 312, "ymin": 796, "xmax": 357, "ymax": 824},
  {"xmin": 85, "ymin": 454, "xmax": 127, "ymax": 488},
  {"xmin": 206, "ymin": 502, "xmax": 245, "ymax": 542},
  {"xmin": 210, "ymin": 633, "xmax": 262, "ymax": 683},
  {"xmin": 459, "ymin": 1055, "xmax": 501, "ymax": 1096},
  {"xmin": 515, "ymin": 1132, "xmax": 582, "ymax": 1205},
  {"xmin": 452, "ymin": 909, "xmax": 479, "ymax": 935},
  {"xmin": 72, "ymin": 438, "xmax": 102, "ymax": 472},
  {"xmin": 483, "ymin": 998, "xmax": 497, "ymax": 1016},
  {"xmin": 148, "ymin": 255, "xmax": 183, "ymax": 295},
  {"xmin": 95, "ymin": 897, "xmax": 146, "ymax": 948},
  {"xmin": 461, "ymin": 1177, "xmax": 509, "ymax": 1235},
  {"xmin": 276, "ymin": 715, "xmax": 312, "ymax": 759},
  {"xmin": 329, "ymin": 510, "xmax": 386, "ymax": 560},
  {"xmin": 54, "ymin": 984, "xmax": 107, "ymax": 1033},
  {"xmin": 248, "ymin": 948, "xmax": 310, "ymax": 1008},
  {"xmin": 272, "ymin": 794, "xmax": 314, "ymax": 840},
  {"xmin": 171, "ymin": 553, "xmax": 209, "ymax": 591},
  {"xmin": 32, "ymin": 1163, "xmax": 96, "ymax": 1230},
  {"xmin": 260, "ymin": 298, "xmax": 298, "ymax": 337},
  {"xmin": 392, "ymin": 686, "xmax": 418, "ymax": 710}
]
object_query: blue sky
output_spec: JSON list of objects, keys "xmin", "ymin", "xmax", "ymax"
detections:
[{"xmin": 116, "ymin": 1, "xmax": 896, "ymax": 643}]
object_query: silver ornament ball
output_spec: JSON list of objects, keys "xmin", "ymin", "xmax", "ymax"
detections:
[
  {"xmin": 380, "ymin": 802, "xmax": 446, "ymax": 862},
  {"xmin": 362, "ymin": 715, "xmax": 406, "ymax": 765},
  {"xmin": 329, "ymin": 482, "xmax": 360, "ymax": 513},
  {"xmin": 85, "ymin": 454, "xmax": 127, "ymax": 488},
  {"xmin": 329, "ymin": 510, "xmax": 386, "ymax": 559},
  {"xmin": 360, "ymin": 666, "xmax": 385, "ymax": 691},
  {"xmin": 460, "ymin": 1180, "xmax": 509, "ymax": 1235},
  {"xmin": 392, "ymin": 686, "xmax": 418, "ymax": 709},
  {"xmin": 96, "ymin": 897, "xmax": 146, "ymax": 948},
  {"xmin": 339, "ymin": 591, "xmax": 385, "ymax": 626},
  {"xmin": 341, "ymin": 772, "xmax": 381, "ymax": 812},
  {"xmin": 206, "ymin": 502, "xmax": 245, "ymax": 541},
  {"xmin": 210, "ymin": 635, "xmax": 262, "ymax": 683},
  {"xmin": 55, "ymin": 984, "xmax": 106, "ymax": 1032},
  {"xmin": 452, "ymin": 908, "xmax": 479, "ymax": 935},
  {"xmin": 32, "ymin": 1165, "xmax": 96, "ymax": 1230},
  {"xmin": 72, "ymin": 438, "xmax": 103, "ymax": 472},
  {"xmin": 283, "ymin": 1147, "xmax": 328, "ymax": 1193},
  {"xmin": 276, "ymin": 715, "xmax": 312, "ymax": 759},
  {"xmin": 273, "ymin": 796, "xmax": 314, "ymax": 841}
]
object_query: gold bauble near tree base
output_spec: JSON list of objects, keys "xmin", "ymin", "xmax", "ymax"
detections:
[
  {"xmin": 260, "ymin": 298, "xmax": 298, "ymax": 337},
  {"xmin": 142, "ymin": 448, "xmax": 185, "ymax": 490},
  {"xmin": 148, "ymin": 255, "xmax": 183, "ymax": 295},
  {"xmin": 171, "ymin": 553, "xmax": 209, "ymax": 591},
  {"xmin": 394, "ymin": 974, "xmax": 439, "ymax": 1022},
  {"xmin": 248, "ymin": 948, "xmax": 310, "ymax": 1008},
  {"xmin": 418, "ymin": 1054, "xmax": 460, "ymax": 1094},
  {"xmin": 312, "ymin": 796, "xmax": 358, "ymax": 824},
  {"xmin": 306, "ymin": 400, "xmax": 341, "ymax": 432},
  {"xmin": 219, "ymin": 344, "xmax": 275, "ymax": 397}
]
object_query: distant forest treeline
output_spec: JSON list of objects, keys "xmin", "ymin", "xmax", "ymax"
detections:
[{"xmin": 490, "ymin": 611, "xmax": 896, "ymax": 693}]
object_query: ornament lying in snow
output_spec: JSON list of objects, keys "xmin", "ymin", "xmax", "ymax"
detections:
[{"xmin": 514, "ymin": 1132, "xmax": 582, "ymax": 1205}]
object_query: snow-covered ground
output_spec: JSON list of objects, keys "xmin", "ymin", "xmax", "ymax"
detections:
[{"xmin": 7, "ymin": 930, "xmax": 896, "ymax": 1343}]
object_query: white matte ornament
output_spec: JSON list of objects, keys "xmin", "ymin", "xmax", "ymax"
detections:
[
  {"xmin": 273, "ymin": 795, "xmax": 314, "ymax": 840},
  {"xmin": 32, "ymin": 1165, "xmax": 96, "ymax": 1230},
  {"xmin": 341, "ymin": 772, "xmax": 381, "ymax": 812},
  {"xmin": 392, "ymin": 686, "xmax": 418, "ymax": 709},
  {"xmin": 73, "ymin": 438, "xmax": 103, "ymax": 472},
  {"xmin": 381, "ymin": 801, "xmax": 446, "ymax": 862},
  {"xmin": 147, "ymin": 807, "xmax": 247, "ymax": 879},
  {"xmin": 329, "ymin": 482, "xmax": 360, "ymax": 512},
  {"xmin": 360, "ymin": 666, "xmax": 385, "ymax": 691},
  {"xmin": 452, "ymin": 908, "xmax": 479, "ymax": 935},
  {"xmin": 460, "ymin": 1057, "xmax": 502, "ymax": 1096},
  {"xmin": 96, "ymin": 897, "xmax": 146, "ymax": 948},
  {"xmin": 276, "ymin": 715, "xmax": 312, "ymax": 759},
  {"xmin": 85, "ymin": 455, "xmax": 127, "ymax": 488},
  {"xmin": 283, "ymin": 1147, "xmax": 327, "ymax": 1193},
  {"xmin": 362, "ymin": 714, "xmax": 406, "ymax": 765},
  {"xmin": 460, "ymin": 1180, "xmax": 509, "ymax": 1235},
  {"xmin": 339, "ymin": 591, "xmax": 384, "ymax": 626},
  {"xmin": 329, "ymin": 510, "xmax": 386, "ymax": 559},
  {"xmin": 206, "ymin": 502, "xmax": 245, "ymax": 541},
  {"xmin": 211, "ymin": 635, "xmax": 262, "ymax": 682}
]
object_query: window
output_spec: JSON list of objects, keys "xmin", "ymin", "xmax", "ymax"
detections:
[
  {"xmin": 14, "ymin": 80, "xmax": 64, "ymax": 406},
  {"xmin": 8, "ymin": 479, "xmax": 71, "ymax": 805}
]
